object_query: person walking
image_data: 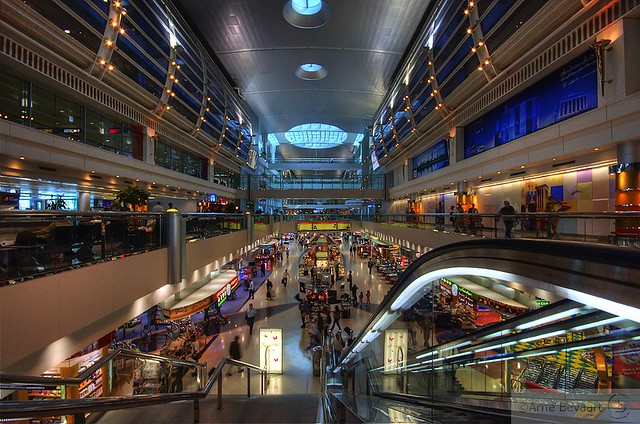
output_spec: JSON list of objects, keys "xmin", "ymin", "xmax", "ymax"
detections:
[
  {"xmin": 298, "ymin": 299, "xmax": 309, "ymax": 328},
  {"xmin": 282, "ymin": 268, "xmax": 290, "ymax": 286},
  {"xmin": 358, "ymin": 291, "xmax": 364, "ymax": 309},
  {"xmin": 347, "ymin": 271, "xmax": 353, "ymax": 291},
  {"xmin": 245, "ymin": 303, "xmax": 257, "ymax": 335},
  {"xmin": 331, "ymin": 332, "xmax": 344, "ymax": 364},
  {"xmin": 227, "ymin": 335, "xmax": 244, "ymax": 376},
  {"xmin": 248, "ymin": 279, "xmax": 255, "ymax": 299},
  {"xmin": 329, "ymin": 304, "xmax": 342, "ymax": 332},
  {"xmin": 266, "ymin": 278, "xmax": 273, "ymax": 300},
  {"xmin": 367, "ymin": 259, "xmax": 374, "ymax": 274},
  {"xmin": 351, "ymin": 284, "xmax": 359, "ymax": 307},
  {"xmin": 365, "ymin": 290, "xmax": 371, "ymax": 309},
  {"xmin": 498, "ymin": 200, "xmax": 517, "ymax": 238}
]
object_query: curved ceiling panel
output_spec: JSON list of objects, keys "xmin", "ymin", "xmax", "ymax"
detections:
[{"xmin": 174, "ymin": 0, "xmax": 432, "ymax": 139}]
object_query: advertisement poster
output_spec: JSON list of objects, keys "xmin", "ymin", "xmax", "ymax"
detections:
[
  {"xmin": 384, "ymin": 329, "xmax": 408, "ymax": 374},
  {"xmin": 464, "ymin": 52, "xmax": 597, "ymax": 158},
  {"xmin": 259, "ymin": 328, "xmax": 283, "ymax": 374},
  {"xmin": 412, "ymin": 139, "xmax": 449, "ymax": 179}
]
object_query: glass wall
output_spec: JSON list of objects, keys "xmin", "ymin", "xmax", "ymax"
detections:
[
  {"xmin": 0, "ymin": 69, "xmax": 143, "ymax": 159},
  {"xmin": 154, "ymin": 137, "xmax": 206, "ymax": 179},
  {"xmin": 372, "ymin": 0, "xmax": 551, "ymax": 166}
]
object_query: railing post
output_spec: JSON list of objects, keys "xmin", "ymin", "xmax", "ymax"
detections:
[
  {"xmin": 193, "ymin": 399, "xmax": 200, "ymax": 424},
  {"xmin": 217, "ymin": 372, "xmax": 223, "ymax": 410},
  {"xmin": 261, "ymin": 371, "xmax": 264, "ymax": 394},
  {"xmin": 247, "ymin": 368, "xmax": 251, "ymax": 398}
]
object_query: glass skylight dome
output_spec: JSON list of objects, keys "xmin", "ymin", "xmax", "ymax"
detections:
[
  {"xmin": 285, "ymin": 123, "xmax": 347, "ymax": 149},
  {"xmin": 291, "ymin": 0, "xmax": 322, "ymax": 15}
]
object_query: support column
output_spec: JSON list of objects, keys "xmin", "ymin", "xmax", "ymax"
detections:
[
  {"xmin": 77, "ymin": 192, "xmax": 91, "ymax": 211},
  {"xmin": 167, "ymin": 212, "xmax": 183, "ymax": 284}
]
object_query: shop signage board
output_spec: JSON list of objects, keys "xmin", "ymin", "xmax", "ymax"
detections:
[
  {"xmin": 215, "ymin": 275, "xmax": 239, "ymax": 307},
  {"xmin": 383, "ymin": 329, "xmax": 408, "ymax": 374},
  {"xmin": 259, "ymin": 328, "xmax": 283, "ymax": 374},
  {"xmin": 297, "ymin": 221, "xmax": 352, "ymax": 231}
]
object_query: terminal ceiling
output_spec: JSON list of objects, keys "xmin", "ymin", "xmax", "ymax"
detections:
[{"xmin": 174, "ymin": 0, "xmax": 431, "ymax": 163}]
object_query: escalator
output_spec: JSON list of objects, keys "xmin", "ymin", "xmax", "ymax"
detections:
[{"xmin": 329, "ymin": 239, "xmax": 640, "ymax": 423}]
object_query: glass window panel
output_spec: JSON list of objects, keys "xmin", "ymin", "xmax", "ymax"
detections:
[
  {"xmin": 0, "ymin": 70, "xmax": 29, "ymax": 125},
  {"xmin": 396, "ymin": 121, "xmax": 412, "ymax": 141},
  {"xmin": 205, "ymin": 111, "xmax": 224, "ymax": 132},
  {"xmin": 438, "ymin": 37, "xmax": 474, "ymax": 83},
  {"xmin": 116, "ymin": 36, "xmax": 168, "ymax": 83},
  {"xmin": 434, "ymin": 28, "xmax": 467, "ymax": 79},
  {"xmin": 59, "ymin": 0, "xmax": 106, "ymax": 33},
  {"xmin": 173, "ymin": 83, "xmax": 200, "ymax": 115},
  {"xmin": 480, "ymin": 0, "xmax": 518, "ymax": 35},
  {"xmin": 414, "ymin": 97, "xmax": 435, "ymax": 124},
  {"xmin": 123, "ymin": 24, "xmax": 170, "ymax": 71},
  {"xmin": 110, "ymin": 51, "xmax": 164, "ymax": 98},
  {"xmin": 167, "ymin": 94, "xmax": 199, "ymax": 125},
  {"xmin": 486, "ymin": 0, "xmax": 550, "ymax": 52},
  {"xmin": 123, "ymin": 2, "xmax": 172, "ymax": 57},
  {"xmin": 30, "ymin": 84, "xmax": 56, "ymax": 131},
  {"xmin": 202, "ymin": 121, "xmax": 221, "ymax": 140},
  {"xmin": 53, "ymin": 97, "xmax": 82, "ymax": 143},
  {"xmin": 24, "ymin": 0, "xmax": 103, "ymax": 52},
  {"xmin": 432, "ymin": 2, "xmax": 466, "ymax": 56},
  {"xmin": 408, "ymin": 49, "xmax": 429, "ymax": 88}
]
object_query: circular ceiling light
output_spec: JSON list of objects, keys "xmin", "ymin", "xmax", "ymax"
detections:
[
  {"xmin": 295, "ymin": 63, "xmax": 328, "ymax": 80},
  {"xmin": 283, "ymin": 0, "xmax": 331, "ymax": 29}
]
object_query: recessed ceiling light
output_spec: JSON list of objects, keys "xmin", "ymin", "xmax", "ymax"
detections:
[
  {"xmin": 594, "ymin": 147, "xmax": 600, "ymax": 151},
  {"xmin": 283, "ymin": 0, "xmax": 331, "ymax": 29},
  {"xmin": 64, "ymin": 29, "xmax": 71, "ymax": 34},
  {"xmin": 520, "ymin": 165, "xmax": 525, "ymax": 168},
  {"xmin": 19, "ymin": 156, "xmax": 25, "ymax": 160},
  {"xmin": 295, "ymin": 63, "xmax": 328, "ymax": 80}
]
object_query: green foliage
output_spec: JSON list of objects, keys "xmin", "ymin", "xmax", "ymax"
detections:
[{"xmin": 115, "ymin": 185, "xmax": 150, "ymax": 209}]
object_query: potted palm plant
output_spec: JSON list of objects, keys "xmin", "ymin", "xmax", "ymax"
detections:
[{"xmin": 114, "ymin": 186, "xmax": 150, "ymax": 211}]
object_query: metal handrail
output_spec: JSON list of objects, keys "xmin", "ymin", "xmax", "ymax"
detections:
[{"xmin": 0, "ymin": 351, "xmax": 268, "ymax": 423}]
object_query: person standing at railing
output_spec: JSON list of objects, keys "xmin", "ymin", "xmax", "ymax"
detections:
[
  {"xmin": 498, "ymin": 200, "xmax": 517, "ymax": 238},
  {"xmin": 545, "ymin": 196, "xmax": 563, "ymax": 239},
  {"xmin": 467, "ymin": 203, "xmax": 479, "ymax": 235},
  {"xmin": 166, "ymin": 203, "xmax": 178, "ymax": 212}
]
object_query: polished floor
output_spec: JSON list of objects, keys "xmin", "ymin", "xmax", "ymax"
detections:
[
  {"xmin": 99, "ymin": 235, "xmax": 394, "ymax": 423},
  {"xmin": 198, "ymin": 235, "xmax": 390, "ymax": 395}
]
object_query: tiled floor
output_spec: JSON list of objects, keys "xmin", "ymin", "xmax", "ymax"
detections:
[{"xmin": 198, "ymin": 235, "xmax": 393, "ymax": 396}]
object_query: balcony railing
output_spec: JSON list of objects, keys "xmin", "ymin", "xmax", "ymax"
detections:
[
  {"xmin": 249, "ymin": 175, "xmax": 384, "ymax": 190},
  {"xmin": 3, "ymin": 210, "xmax": 638, "ymax": 285},
  {"xmin": 0, "ymin": 211, "xmax": 246, "ymax": 285}
]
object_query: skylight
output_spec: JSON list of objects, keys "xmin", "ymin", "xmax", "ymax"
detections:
[
  {"xmin": 284, "ymin": 123, "xmax": 347, "ymax": 149},
  {"xmin": 295, "ymin": 63, "xmax": 328, "ymax": 80},
  {"xmin": 283, "ymin": 0, "xmax": 331, "ymax": 29},
  {"xmin": 291, "ymin": 0, "xmax": 322, "ymax": 15}
]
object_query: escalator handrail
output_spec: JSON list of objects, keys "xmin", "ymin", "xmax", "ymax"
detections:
[
  {"xmin": 334, "ymin": 239, "xmax": 640, "ymax": 371},
  {"xmin": 0, "ymin": 354, "xmax": 267, "ymax": 419}
]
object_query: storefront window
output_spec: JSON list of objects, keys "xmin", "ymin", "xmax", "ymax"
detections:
[{"xmin": 0, "ymin": 71, "xmax": 29, "ymax": 125}]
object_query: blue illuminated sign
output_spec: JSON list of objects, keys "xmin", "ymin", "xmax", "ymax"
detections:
[
  {"xmin": 412, "ymin": 139, "xmax": 449, "ymax": 179},
  {"xmin": 464, "ymin": 52, "xmax": 597, "ymax": 159}
]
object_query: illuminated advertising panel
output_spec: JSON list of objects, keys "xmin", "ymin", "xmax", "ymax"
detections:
[
  {"xmin": 464, "ymin": 52, "xmax": 597, "ymax": 158},
  {"xmin": 384, "ymin": 329, "xmax": 408, "ymax": 374},
  {"xmin": 259, "ymin": 328, "xmax": 283, "ymax": 374}
]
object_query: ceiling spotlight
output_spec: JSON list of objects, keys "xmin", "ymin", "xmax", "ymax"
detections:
[{"xmin": 19, "ymin": 156, "xmax": 25, "ymax": 160}]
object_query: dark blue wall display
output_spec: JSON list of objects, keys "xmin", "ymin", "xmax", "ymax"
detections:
[
  {"xmin": 412, "ymin": 139, "xmax": 449, "ymax": 179},
  {"xmin": 464, "ymin": 52, "xmax": 597, "ymax": 159}
]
